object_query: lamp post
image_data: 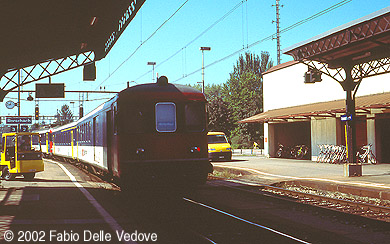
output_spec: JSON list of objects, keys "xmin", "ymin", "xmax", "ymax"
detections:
[
  {"xmin": 18, "ymin": 70, "xmax": 21, "ymax": 132},
  {"xmin": 200, "ymin": 47, "xmax": 211, "ymax": 94},
  {"xmin": 147, "ymin": 62, "xmax": 156, "ymax": 82}
]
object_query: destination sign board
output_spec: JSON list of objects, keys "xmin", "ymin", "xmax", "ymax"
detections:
[
  {"xmin": 6, "ymin": 116, "xmax": 33, "ymax": 124},
  {"xmin": 36, "ymin": 83, "xmax": 65, "ymax": 98}
]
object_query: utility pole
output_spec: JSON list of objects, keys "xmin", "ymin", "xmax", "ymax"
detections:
[
  {"xmin": 273, "ymin": 0, "xmax": 282, "ymax": 65},
  {"xmin": 147, "ymin": 62, "xmax": 156, "ymax": 82},
  {"xmin": 18, "ymin": 70, "xmax": 21, "ymax": 132},
  {"xmin": 200, "ymin": 47, "xmax": 211, "ymax": 94}
]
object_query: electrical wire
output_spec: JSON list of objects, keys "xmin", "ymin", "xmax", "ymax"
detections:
[
  {"xmin": 133, "ymin": 0, "xmax": 247, "ymax": 82},
  {"xmin": 96, "ymin": 0, "xmax": 190, "ymax": 90},
  {"xmin": 172, "ymin": 0, "xmax": 353, "ymax": 83}
]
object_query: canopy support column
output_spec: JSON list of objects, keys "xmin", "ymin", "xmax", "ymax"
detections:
[{"xmin": 341, "ymin": 65, "xmax": 362, "ymax": 176}]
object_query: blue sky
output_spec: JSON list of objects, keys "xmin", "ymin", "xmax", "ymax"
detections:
[{"xmin": 2, "ymin": 0, "xmax": 389, "ymax": 122}]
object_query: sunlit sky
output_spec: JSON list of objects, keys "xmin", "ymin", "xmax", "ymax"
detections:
[{"xmin": 1, "ymin": 0, "xmax": 389, "ymax": 123}]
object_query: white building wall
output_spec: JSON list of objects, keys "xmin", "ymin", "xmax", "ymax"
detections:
[
  {"xmin": 264, "ymin": 123, "xmax": 269, "ymax": 157},
  {"xmin": 311, "ymin": 118, "xmax": 338, "ymax": 160},
  {"xmin": 262, "ymin": 61, "xmax": 390, "ymax": 157},
  {"xmin": 366, "ymin": 118, "xmax": 376, "ymax": 156},
  {"xmin": 263, "ymin": 62, "xmax": 390, "ymax": 112}
]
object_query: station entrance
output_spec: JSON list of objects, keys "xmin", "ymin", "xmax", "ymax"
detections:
[{"xmin": 271, "ymin": 121, "xmax": 311, "ymax": 158}]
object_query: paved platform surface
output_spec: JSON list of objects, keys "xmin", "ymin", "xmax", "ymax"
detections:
[{"xmin": 212, "ymin": 156, "xmax": 390, "ymax": 200}]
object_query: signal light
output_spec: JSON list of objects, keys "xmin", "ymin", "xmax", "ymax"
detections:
[
  {"xmin": 79, "ymin": 105, "xmax": 84, "ymax": 118},
  {"xmin": 35, "ymin": 106, "xmax": 39, "ymax": 120}
]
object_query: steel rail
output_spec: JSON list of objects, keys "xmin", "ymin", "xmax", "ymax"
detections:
[{"xmin": 183, "ymin": 197, "xmax": 311, "ymax": 244}]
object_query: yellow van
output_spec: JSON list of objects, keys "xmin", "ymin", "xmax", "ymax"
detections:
[
  {"xmin": 0, "ymin": 132, "xmax": 44, "ymax": 180},
  {"xmin": 207, "ymin": 132, "xmax": 232, "ymax": 161}
]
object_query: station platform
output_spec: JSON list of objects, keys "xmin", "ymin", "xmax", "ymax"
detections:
[{"xmin": 211, "ymin": 156, "xmax": 390, "ymax": 201}]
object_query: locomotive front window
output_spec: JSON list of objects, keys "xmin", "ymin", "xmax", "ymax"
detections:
[
  {"xmin": 185, "ymin": 103, "xmax": 206, "ymax": 132},
  {"xmin": 155, "ymin": 102, "xmax": 176, "ymax": 132}
]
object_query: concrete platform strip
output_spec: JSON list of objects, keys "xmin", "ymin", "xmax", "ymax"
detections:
[
  {"xmin": 215, "ymin": 165, "xmax": 390, "ymax": 190},
  {"xmin": 47, "ymin": 159, "xmax": 137, "ymax": 244}
]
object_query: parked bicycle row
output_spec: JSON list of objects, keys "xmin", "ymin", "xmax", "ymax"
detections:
[{"xmin": 317, "ymin": 144, "xmax": 377, "ymax": 164}]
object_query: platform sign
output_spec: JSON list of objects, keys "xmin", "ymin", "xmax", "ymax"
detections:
[
  {"xmin": 6, "ymin": 116, "xmax": 32, "ymax": 124},
  {"xmin": 341, "ymin": 114, "xmax": 352, "ymax": 121}
]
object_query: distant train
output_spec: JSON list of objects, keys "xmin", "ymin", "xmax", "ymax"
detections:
[{"xmin": 34, "ymin": 76, "xmax": 212, "ymax": 188}]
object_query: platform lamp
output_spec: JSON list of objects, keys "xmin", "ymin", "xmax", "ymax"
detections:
[
  {"xmin": 200, "ymin": 47, "xmax": 211, "ymax": 94},
  {"xmin": 147, "ymin": 62, "xmax": 156, "ymax": 82}
]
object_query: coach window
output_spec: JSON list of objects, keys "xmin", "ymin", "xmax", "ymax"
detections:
[
  {"xmin": 83, "ymin": 124, "xmax": 87, "ymax": 142},
  {"xmin": 88, "ymin": 122, "xmax": 91, "ymax": 142},
  {"xmin": 156, "ymin": 102, "xmax": 176, "ymax": 132},
  {"xmin": 113, "ymin": 105, "xmax": 118, "ymax": 135},
  {"xmin": 185, "ymin": 103, "xmax": 206, "ymax": 132}
]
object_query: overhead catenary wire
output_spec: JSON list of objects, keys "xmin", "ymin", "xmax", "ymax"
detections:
[
  {"xmin": 95, "ymin": 0, "xmax": 190, "ymax": 90},
  {"xmin": 133, "ymin": 0, "xmax": 247, "ymax": 83},
  {"xmin": 172, "ymin": 0, "xmax": 353, "ymax": 83},
  {"xmin": 98, "ymin": 0, "xmax": 352, "ymax": 87}
]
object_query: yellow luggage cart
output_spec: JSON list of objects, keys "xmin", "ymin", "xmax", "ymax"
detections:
[{"xmin": 0, "ymin": 132, "xmax": 44, "ymax": 180}]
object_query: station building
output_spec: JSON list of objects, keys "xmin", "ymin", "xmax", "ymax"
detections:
[{"xmin": 241, "ymin": 61, "xmax": 390, "ymax": 163}]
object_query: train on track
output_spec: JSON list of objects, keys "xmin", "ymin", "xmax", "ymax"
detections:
[{"xmin": 33, "ymin": 76, "xmax": 213, "ymax": 189}]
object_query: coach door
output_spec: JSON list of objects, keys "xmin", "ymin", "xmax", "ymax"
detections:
[
  {"xmin": 106, "ymin": 111, "xmax": 113, "ymax": 172},
  {"xmin": 106, "ymin": 104, "xmax": 119, "ymax": 176}
]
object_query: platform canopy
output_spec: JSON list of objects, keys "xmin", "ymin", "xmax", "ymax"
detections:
[
  {"xmin": 283, "ymin": 7, "xmax": 390, "ymax": 165},
  {"xmin": 284, "ymin": 6, "xmax": 390, "ymax": 67},
  {"xmin": 0, "ymin": 0, "xmax": 145, "ymax": 98},
  {"xmin": 284, "ymin": 6, "xmax": 390, "ymax": 83},
  {"xmin": 240, "ymin": 92, "xmax": 390, "ymax": 123}
]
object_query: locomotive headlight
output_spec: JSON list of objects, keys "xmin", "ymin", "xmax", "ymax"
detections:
[
  {"xmin": 136, "ymin": 148, "xmax": 145, "ymax": 155},
  {"xmin": 190, "ymin": 146, "xmax": 201, "ymax": 153}
]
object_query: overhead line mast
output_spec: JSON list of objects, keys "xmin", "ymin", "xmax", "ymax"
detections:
[{"xmin": 273, "ymin": 0, "xmax": 283, "ymax": 65}]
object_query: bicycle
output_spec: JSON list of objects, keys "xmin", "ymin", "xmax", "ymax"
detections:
[
  {"xmin": 276, "ymin": 143, "xmax": 294, "ymax": 158},
  {"xmin": 317, "ymin": 144, "xmax": 347, "ymax": 164},
  {"xmin": 357, "ymin": 144, "xmax": 377, "ymax": 164},
  {"xmin": 292, "ymin": 144, "xmax": 309, "ymax": 159}
]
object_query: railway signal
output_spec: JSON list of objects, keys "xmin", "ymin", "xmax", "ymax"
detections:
[{"xmin": 35, "ymin": 105, "xmax": 39, "ymax": 120}]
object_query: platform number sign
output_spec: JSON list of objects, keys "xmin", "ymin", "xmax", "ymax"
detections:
[
  {"xmin": 21, "ymin": 125, "xmax": 29, "ymax": 132},
  {"xmin": 341, "ymin": 114, "xmax": 352, "ymax": 121},
  {"xmin": 10, "ymin": 126, "xmax": 17, "ymax": 132}
]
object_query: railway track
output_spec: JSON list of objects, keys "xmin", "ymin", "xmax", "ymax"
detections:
[
  {"xmin": 209, "ymin": 178, "xmax": 390, "ymax": 223},
  {"xmin": 261, "ymin": 184, "xmax": 390, "ymax": 222},
  {"xmin": 44, "ymin": 158, "xmax": 390, "ymax": 243},
  {"xmin": 49, "ymin": 159, "xmax": 318, "ymax": 243},
  {"xmin": 182, "ymin": 197, "xmax": 310, "ymax": 244},
  {"xmin": 185, "ymin": 178, "xmax": 390, "ymax": 243}
]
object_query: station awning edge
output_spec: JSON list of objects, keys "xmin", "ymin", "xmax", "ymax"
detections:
[{"xmin": 239, "ymin": 92, "xmax": 390, "ymax": 123}]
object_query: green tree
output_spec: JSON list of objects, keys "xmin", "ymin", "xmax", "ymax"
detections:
[
  {"xmin": 54, "ymin": 104, "xmax": 73, "ymax": 126},
  {"xmin": 187, "ymin": 83, "xmax": 233, "ymax": 134},
  {"xmin": 204, "ymin": 84, "xmax": 233, "ymax": 135},
  {"xmin": 223, "ymin": 51, "xmax": 273, "ymax": 148}
]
